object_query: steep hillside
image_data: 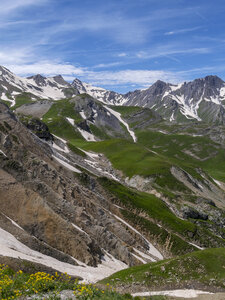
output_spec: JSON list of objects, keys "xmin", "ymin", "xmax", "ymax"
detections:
[
  {"xmin": 101, "ymin": 248, "xmax": 225, "ymax": 293},
  {"xmin": 0, "ymin": 67, "xmax": 225, "ymax": 295},
  {"xmin": 0, "ymin": 102, "xmax": 167, "ymax": 282},
  {"xmin": 12, "ymin": 96, "xmax": 225, "ymax": 252}
]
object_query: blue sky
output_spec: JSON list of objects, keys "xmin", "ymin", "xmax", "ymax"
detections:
[{"xmin": 0, "ymin": 0, "xmax": 225, "ymax": 92}]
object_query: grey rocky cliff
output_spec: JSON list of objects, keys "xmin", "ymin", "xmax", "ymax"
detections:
[
  {"xmin": 0, "ymin": 102, "xmax": 159, "ymax": 270},
  {"xmin": 73, "ymin": 75, "xmax": 225, "ymax": 125}
]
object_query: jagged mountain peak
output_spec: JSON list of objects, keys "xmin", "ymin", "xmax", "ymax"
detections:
[
  {"xmin": 145, "ymin": 79, "xmax": 169, "ymax": 95},
  {"xmin": 153, "ymin": 79, "xmax": 167, "ymax": 86},
  {"xmin": 0, "ymin": 65, "xmax": 11, "ymax": 73},
  {"xmin": 203, "ymin": 74, "xmax": 223, "ymax": 83},
  {"xmin": 188, "ymin": 75, "xmax": 224, "ymax": 87},
  {"xmin": 52, "ymin": 75, "xmax": 68, "ymax": 85},
  {"xmin": 0, "ymin": 66, "xmax": 78, "ymax": 102},
  {"xmin": 27, "ymin": 74, "xmax": 47, "ymax": 86}
]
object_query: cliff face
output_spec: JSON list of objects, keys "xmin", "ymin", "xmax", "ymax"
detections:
[{"xmin": 0, "ymin": 102, "xmax": 162, "ymax": 280}]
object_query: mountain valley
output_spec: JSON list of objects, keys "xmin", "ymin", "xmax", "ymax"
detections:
[{"xmin": 0, "ymin": 66, "xmax": 225, "ymax": 299}]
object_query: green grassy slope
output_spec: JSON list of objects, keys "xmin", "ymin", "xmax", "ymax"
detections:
[
  {"xmin": 98, "ymin": 178, "xmax": 224, "ymax": 250},
  {"xmin": 136, "ymin": 129, "xmax": 225, "ymax": 182},
  {"xmin": 42, "ymin": 98, "xmax": 84, "ymax": 141},
  {"xmin": 100, "ymin": 248, "xmax": 225, "ymax": 290}
]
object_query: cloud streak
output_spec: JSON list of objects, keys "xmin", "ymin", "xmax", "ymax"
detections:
[
  {"xmin": 0, "ymin": 0, "xmax": 48, "ymax": 14},
  {"xmin": 5, "ymin": 60, "xmax": 184, "ymax": 88},
  {"xmin": 165, "ymin": 26, "xmax": 202, "ymax": 36},
  {"xmin": 136, "ymin": 47, "xmax": 211, "ymax": 59}
]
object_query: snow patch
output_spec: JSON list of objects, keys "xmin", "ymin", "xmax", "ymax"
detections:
[
  {"xmin": 66, "ymin": 117, "xmax": 75, "ymax": 126},
  {"xmin": 104, "ymin": 106, "xmax": 137, "ymax": 142},
  {"xmin": 131, "ymin": 253, "xmax": 146, "ymax": 264},
  {"xmin": 189, "ymin": 242, "xmax": 204, "ymax": 250},
  {"xmin": 79, "ymin": 149, "xmax": 99, "ymax": 159},
  {"xmin": 72, "ymin": 224, "xmax": 89, "ymax": 236},
  {"xmin": 52, "ymin": 143, "xmax": 69, "ymax": 153},
  {"xmin": 170, "ymin": 111, "xmax": 175, "ymax": 121},
  {"xmin": 79, "ymin": 111, "xmax": 86, "ymax": 119},
  {"xmin": 213, "ymin": 178, "xmax": 221, "ymax": 186},
  {"xmin": 77, "ymin": 127, "xmax": 96, "ymax": 141},
  {"xmin": 52, "ymin": 134, "xmax": 67, "ymax": 144},
  {"xmin": 2, "ymin": 214, "xmax": 24, "ymax": 231},
  {"xmin": 132, "ymin": 289, "xmax": 213, "ymax": 298},
  {"xmin": 170, "ymin": 83, "xmax": 183, "ymax": 91},
  {"xmin": 0, "ymin": 150, "xmax": 7, "ymax": 157},
  {"xmin": 220, "ymin": 86, "xmax": 225, "ymax": 97},
  {"xmin": 53, "ymin": 155, "xmax": 81, "ymax": 173},
  {"xmin": 133, "ymin": 248, "xmax": 156, "ymax": 262},
  {"xmin": 113, "ymin": 214, "xmax": 163, "ymax": 260},
  {"xmin": 0, "ymin": 227, "xmax": 127, "ymax": 283},
  {"xmin": 1, "ymin": 93, "xmax": 15, "ymax": 107}
]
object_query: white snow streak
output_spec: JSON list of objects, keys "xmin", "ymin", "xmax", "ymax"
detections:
[
  {"xmin": 53, "ymin": 155, "xmax": 81, "ymax": 173},
  {"xmin": 79, "ymin": 149, "xmax": 99, "ymax": 159},
  {"xmin": 213, "ymin": 179, "xmax": 221, "ymax": 186},
  {"xmin": 104, "ymin": 106, "xmax": 137, "ymax": 142},
  {"xmin": 170, "ymin": 111, "xmax": 175, "ymax": 121},
  {"xmin": 72, "ymin": 223, "xmax": 89, "ymax": 236},
  {"xmin": 131, "ymin": 253, "xmax": 146, "ymax": 264},
  {"xmin": 79, "ymin": 111, "xmax": 86, "ymax": 119},
  {"xmin": 132, "ymin": 289, "xmax": 213, "ymax": 298},
  {"xmin": 77, "ymin": 127, "xmax": 96, "ymax": 141},
  {"xmin": 66, "ymin": 117, "xmax": 75, "ymax": 126},
  {"xmin": 113, "ymin": 214, "xmax": 163, "ymax": 260},
  {"xmin": 2, "ymin": 214, "xmax": 24, "ymax": 231},
  {"xmin": 52, "ymin": 143, "xmax": 69, "ymax": 153},
  {"xmin": 1, "ymin": 93, "xmax": 15, "ymax": 107},
  {"xmin": 189, "ymin": 242, "xmax": 204, "ymax": 250},
  {"xmin": 133, "ymin": 248, "xmax": 156, "ymax": 262},
  {"xmin": 52, "ymin": 134, "xmax": 67, "ymax": 144},
  {"xmin": 0, "ymin": 227, "xmax": 127, "ymax": 283},
  {"xmin": 0, "ymin": 150, "xmax": 7, "ymax": 157}
]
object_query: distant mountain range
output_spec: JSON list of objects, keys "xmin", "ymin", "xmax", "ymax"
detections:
[
  {"xmin": 1, "ymin": 65, "xmax": 225, "ymax": 290},
  {"xmin": 72, "ymin": 75, "xmax": 225, "ymax": 124},
  {"xmin": 1, "ymin": 65, "xmax": 225, "ymax": 124}
]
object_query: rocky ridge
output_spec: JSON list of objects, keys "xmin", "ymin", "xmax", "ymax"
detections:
[
  {"xmin": 0, "ymin": 102, "xmax": 165, "ymax": 281},
  {"xmin": 72, "ymin": 75, "xmax": 225, "ymax": 124}
]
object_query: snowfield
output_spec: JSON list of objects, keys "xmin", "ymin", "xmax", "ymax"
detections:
[
  {"xmin": 0, "ymin": 227, "xmax": 127, "ymax": 283},
  {"xmin": 113, "ymin": 214, "xmax": 163, "ymax": 261},
  {"xmin": 132, "ymin": 289, "xmax": 213, "ymax": 298},
  {"xmin": 104, "ymin": 106, "xmax": 137, "ymax": 142}
]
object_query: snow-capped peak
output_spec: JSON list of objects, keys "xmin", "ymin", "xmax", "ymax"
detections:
[{"xmin": 0, "ymin": 66, "xmax": 78, "ymax": 101}]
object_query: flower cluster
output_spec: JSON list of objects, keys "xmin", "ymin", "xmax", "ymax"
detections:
[
  {"xmin": 0, "ymin": 264, "xmax": 129, "ymax": 299},
  {"xmin": 73, "ymin": 283, "xmax": 109, "ymax": 299}
]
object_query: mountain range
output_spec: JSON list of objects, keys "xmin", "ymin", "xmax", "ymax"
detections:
[
  {"xmin": 0, "ymin": 65, "xmax": 225, "ymax": 298},
  {"xmin": 1, "ymin": 65, "xmax": 225, "ymax": 124},
  {"xmin": 72, "ymin": 75, "xmax": 225, "ymax": 124}
]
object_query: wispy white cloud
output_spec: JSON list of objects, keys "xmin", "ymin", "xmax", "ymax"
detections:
[
  {"xmin": 165, "ymin": 26, "xmax": 202, "ymax": 36},
  {"xmin": 3, "ymin": 58, "xmax": 183, "ymax": 87},
  {"xmin": 0, "ymin": 48, "xmax": 33, "ymax": 65},
  {"xmin": 40, "ymin": 11, "xmax": 149, "ymax": 45},
  {"xmin": 7, "ymin": 61, "xmax": 84, "ymax": 77},
  {"xmin": 136, "ymin": 47, "xmax": 210, "ymax": 59},
  {"xmin": 117, "ymin": 53, "xmax": 127, "ymax": 57},
  {"xmin": 83, "ymin": 69, "xmax": 182, "ymax": 86},
  {"xmin": 93, "ymin": 62, "xmax": 122, "ymax": 69},
  {"xmin": 0, "ymin": 0, "xmax": 48, "ymax": 14}
]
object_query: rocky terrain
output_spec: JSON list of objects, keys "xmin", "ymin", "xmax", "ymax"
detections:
[
  {"xmin": 73, "ymin": 75, "xmax": 225, "ymax": 124},
  {"xmin": 0, "ymin": 66, "xmax": 78, "ymax": 104},
  {"xmin": 0, "ymin": 66, "xmax": 225, "ymax": 296},
  {"xmin": 0, "ymin": 102, "xmax": 167, "ymax": 282}
]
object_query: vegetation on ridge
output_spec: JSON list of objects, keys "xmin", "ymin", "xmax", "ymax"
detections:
[
  {"xmin": 0, "ymin": 264, "xmax": 137, "ymax": 300},
  {"xmin": 100, "ymin": 248, "xmax": 225, "ymax": 291}
]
